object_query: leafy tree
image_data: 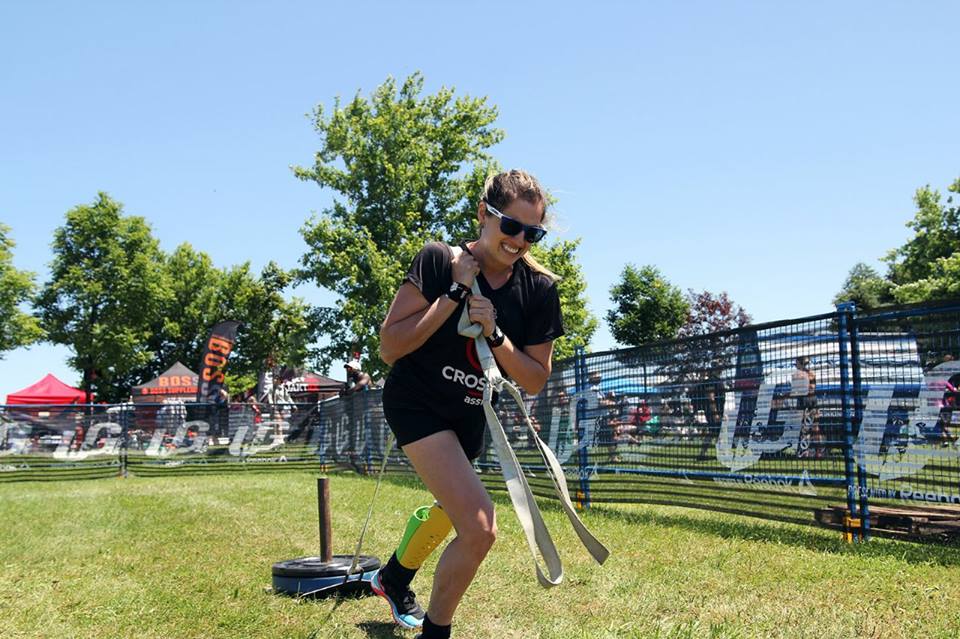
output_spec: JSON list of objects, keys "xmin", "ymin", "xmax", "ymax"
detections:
[
  {"xmin": 297, "ymin": 72, "xmax": 581, "ymax": 376},
  {"xmin": 892, "ymin": 253, "xmax": 960, "ymax": 303},
  {"xmin": 36, "ymin": 193, "xmax": 170, "ymax": 402},
  {"xmin": 219, "ymin": 261, "xmax": 320, "ymax": 394},
  {"xmin": 529, "ymin": 238, "xmax": 598, "ymax": 361},
  {"xmin": 885, "ymin": 178, "xmax": 960, "ymax": 286},
  {"xmin": 678, "ymin": 290, "xmax": 751, "ymax": 338},
  {"xmin": 118, "ymin": 247, "xmax": 317, "ymax": 399},
  {"xmin": 886, "ymin": 177, "xmax": 960, "ymax": 303},
  {"xmin": 832, "ymin": 262, "xmax": 894, "ymax": 310},
  {"xmin": 0, "ymin": 224, "xmax": 42, "ymax": 357},
  {"xmin": 606, "ymin": 264, "xmax": 688, "ymax": 347},
  {"xmin": 294, "ymin": 73, "xmax": 502, "ymax": 374},
  {"xmin": 110, "ymin": 243, "xmax": 225, "ymax": 395}
]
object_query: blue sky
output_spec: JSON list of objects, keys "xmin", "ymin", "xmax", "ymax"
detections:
[{"xmin": 1, "ymin": 1, "xmax": 958, "ymax": 400}]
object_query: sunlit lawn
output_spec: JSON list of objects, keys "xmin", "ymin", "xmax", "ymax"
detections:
[{"xmin": 2, "ymin": 472, "xmax": 959, "ymax": 638}]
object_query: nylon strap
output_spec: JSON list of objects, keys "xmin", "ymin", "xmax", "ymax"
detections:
[
  {"xmin": 339, "ymin": 432, "xmax": 395, "ymax": 590},
  {"xmin": 456, "ymin": 266, "xmax": 609, "ymax": 587}
]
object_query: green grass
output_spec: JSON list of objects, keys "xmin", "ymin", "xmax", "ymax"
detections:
[{"xmin": 2, "ymin": 472, "xmax": 960, "ymax": 638}]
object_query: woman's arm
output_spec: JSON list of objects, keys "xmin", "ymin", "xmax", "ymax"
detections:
[
  {"xmin": 379, "ymin": 283, "xmax": 461, "ymax": 366},
  {"xmin": 490, "ymin": 338, "xmax": 554, "ymax": 395},
  {"xmin": 380, "ymin": 246, "xmax": 480, "ymax": 367},
  {"xmin": 466, "ymin": 291, "xmax": 556, "ymax": 395}
]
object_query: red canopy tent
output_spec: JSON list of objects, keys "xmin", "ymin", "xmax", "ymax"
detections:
[{"xmin": 5, "ymin": 373, "xmax": 89, "ymax": 405}]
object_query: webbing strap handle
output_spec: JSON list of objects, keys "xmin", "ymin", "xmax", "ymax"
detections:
[{"xmin": 456, "ymin": 270, "xmax": 609, "ymax": 587}]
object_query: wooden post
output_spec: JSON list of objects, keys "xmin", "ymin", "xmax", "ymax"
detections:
[{"xmin": 317, "ymin": 477, "xmax": 332, "ymax": 562}]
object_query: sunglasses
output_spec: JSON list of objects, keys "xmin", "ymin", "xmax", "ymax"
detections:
[{"xmin": 483, "ymin": 201, "xmax": 548, "ymax": 243}]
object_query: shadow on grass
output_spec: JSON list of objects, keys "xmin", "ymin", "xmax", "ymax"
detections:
[
  {"xmin": 293, "ymin": 591, "xmax": 404, "ymax": 638},
  {"xmin": 354, "ymin": 621, "xmax": 406, "ymax": 638},
  {"xmin": 364, "ymin": 470, "xmax": 960, "ymax": 567},
  {"xmin": 589, "ymin": 502, "xmax": 960, "ymax": 567}
]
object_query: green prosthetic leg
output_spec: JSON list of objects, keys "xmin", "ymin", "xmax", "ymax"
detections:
[{"xmin": 395, "ymin": 502, "xmax": 453, "ymax": 570}]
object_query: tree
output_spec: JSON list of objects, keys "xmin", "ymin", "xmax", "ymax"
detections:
[
  {"xmin": 892, "ymin": 253, "xmax": 960, "ymax": 303},
  {"xmin": 295, "ymin": 72, "xmax": 592, "ymax": 375},
  {"xmin": 529, "ymin": 238, "xmax": 598, "ymax": 361},
  {"xmin": 36, "ymin": 193, "xmax": 170, "ymax": 402},
  {"xmin": 218, "ymin": 261, "xmax": 320, "ymax": 394},
  {"xmin": 109, "ymin": 242, "xmax": 225, "ymax": 395},
  {"xmin": 885, "ymin": 178, "xmax": 960, "ymax": 286},
  {"xmin": 112, "ymin": 245, "xmax": 318, "ymax": 399},
  {"xmin": 606, "ymin": 264, "xmax": 689, "ymax": 347},
  {"xmin": 678, "ymin": 290, "xmax": 751, "ymax": 338},
  {"xmin": 832, "ymin": 262, "xmax": 894, "ymax": 310},
  {"xmin": 886, "ymin": 177, "xmax": 960, "ymax": 303},
  {"xmin": 294, "ymin": 73, "xmax": 503, "ymax": 374},
  {"xmin": 0, "ymin": 224, "xmax": 42, "ymax": 357}
]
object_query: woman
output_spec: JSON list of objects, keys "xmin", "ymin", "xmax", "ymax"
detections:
[{"xmin": 374, "ymin": 170, "xmax": 564, "ymax": 639}]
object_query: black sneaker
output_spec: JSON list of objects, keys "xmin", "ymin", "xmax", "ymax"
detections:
[{"xmin": 370, "ymin": 568, "xmax": 425, "ymax": 629}]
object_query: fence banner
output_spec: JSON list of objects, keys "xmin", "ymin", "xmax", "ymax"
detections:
[{"xmin": 3, "ymin": 300, "xmax": 960, "ymax": 543}]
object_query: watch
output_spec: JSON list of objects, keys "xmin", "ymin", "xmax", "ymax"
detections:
[
  {"xmin": 446, "ymin": 281, "xmax": 471, "ymax": 303},
  {"xmin": 486, "ymin": 325, "xmax": 505, "ymax": 348}
]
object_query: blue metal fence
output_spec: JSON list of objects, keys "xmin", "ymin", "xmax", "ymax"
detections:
[{"xmin": 3, "ymin": 301, "xmax": 959, "ymax": 542}]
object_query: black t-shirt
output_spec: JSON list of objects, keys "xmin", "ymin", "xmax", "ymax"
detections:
[{"xmin": 385, "ymin": 241, "xmax": 564, "ymax": 419}]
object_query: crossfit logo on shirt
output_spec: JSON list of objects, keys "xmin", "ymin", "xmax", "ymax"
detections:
[{"xmin": 442, "ymin": 366, "xmax": 487, "ymax": 392}]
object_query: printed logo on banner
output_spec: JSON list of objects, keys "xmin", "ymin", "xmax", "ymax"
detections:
[
  {"xmin": 546, "ymin": 405, "xmax": 575, "ymax": 465},
  {"xmin": 851, "ymin": 484, "xmax": 960, "ymax": 505},
  {"xmin": 54, "ymin": 421, "xmax": 123, "ymax": 460},
  {"xmin": 228, "ymin": 421, "xmax": 285, "ymax": 457},
  {"xmin": 713, "ymin": 469, "xmax": 817, "ymax": 496},
  {"xmin": 853, "ymin": 360, "xmax": 960, "ymax": 481},
  {"xmin": 708, "ymin": 360, "xmax": 960, "ymax": 480}
]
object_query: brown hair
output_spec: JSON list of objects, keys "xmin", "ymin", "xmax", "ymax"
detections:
[{"xmin": 481, "ymin": 169, "xmax": 559, "ymax": 281}]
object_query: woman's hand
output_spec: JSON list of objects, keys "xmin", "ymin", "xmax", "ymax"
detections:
[
  {"xmin": 468, "ymin": 293, "xmax": 497, "ymax": 337},
  {"xmin": 451, "ymin": 249, "xmax": 479, "ymax": 287}
]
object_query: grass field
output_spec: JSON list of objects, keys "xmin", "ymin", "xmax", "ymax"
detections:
[{"xmin": 2, "ymin": 472, "xmax": 960, "ymax": 638}]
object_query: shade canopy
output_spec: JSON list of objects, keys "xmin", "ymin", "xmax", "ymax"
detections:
[
  {"xmin": 132, "ymin": 362, "xmax": 199, "ymax": 404},
  {"xmin": 5, "ymin": 373, "xmax": 89, "ymax": 405},
  {"xmin": 274, "ymin": 371, "xmax": 343, "ymax": 400}
]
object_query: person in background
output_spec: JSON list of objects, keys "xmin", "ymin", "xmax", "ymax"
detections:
[
  {"xmin": 245, "ymin": 389, "xmax": 262, "ymax": 424},
  {"xmin": 694, "ymin": 376, "xmax": 726, "ymax": 461},
  {"xmin": 793, "ymin": 356, "xmax": 824, "ymax": 458},
  {"xmin": 341, "ymin": 358, "xmax": 372, "ymax": 396}
]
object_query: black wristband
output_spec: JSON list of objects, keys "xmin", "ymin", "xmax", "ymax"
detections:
[
  {"xmin": 486, "ymin": 325, "xmax": 505, "ymax": 348},
  {"xmin": 446, "ymin": 282, "xmax": 470, "ymax": 303}
]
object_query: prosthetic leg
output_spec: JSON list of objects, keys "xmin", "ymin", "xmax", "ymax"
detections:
[
  {"xmin": 396, "ymin": 502, "xmax": 453, "ymax": 570},
  {"xmin": 372, "ymin": 502, "xmax": 453, "ymax": 629}
]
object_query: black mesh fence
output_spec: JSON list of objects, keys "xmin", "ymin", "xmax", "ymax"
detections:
[
  {"xmin": 563, "ymin": 312, "xmax": 851, "ymax": 527},
  {"xmin": 848, "ymin": 301, "xmax": 960, "ymax": 538},
  {"xmin": 3, "ymin": 301, "xmax": 960, "ymax": 543}
]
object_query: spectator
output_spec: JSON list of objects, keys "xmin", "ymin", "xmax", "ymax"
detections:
[
  {"xmin": 246, "ymin": 390, "xmax": 262, "ymax": 424},
  {"xmin": 793, "ymin": 356, "xmax": 824, "ymax": 459},
  {"xmin": 610, "ymin": 400, "xmax": 652, "ymax": 445},
  {"xmin": 694, "ymin": 377, "xmax": 725, "ymax": 461},
  {"xmin": 341, "ymin": 358, "xmax": 372, "ymax": 396},
  {"xmin": 939, "ymin": 370, "xmax": 959, "ymax": 446}
]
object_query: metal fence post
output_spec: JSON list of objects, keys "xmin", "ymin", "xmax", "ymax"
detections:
[
  {"xmin": 574, "ymin": 346, "xmax": 591, "ymax": 509},
  {"xmin": 836, "ymin": 302, "xmax": 865, "ymax": 541},
  {"xmin": 362, "ymin": 390, "xmax": 373, "ymax": 474},
  {"xmin": 847, "ymin": 307, "xmax": 871, "ymax": 540},
  {"xmin": 120, "ymin": 411, "xmax": 128, "ymax": 478}
]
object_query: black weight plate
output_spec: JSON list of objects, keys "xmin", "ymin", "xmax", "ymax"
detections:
[{"xmin": 272, "ymin": 554, "xmax": 380, "ymax": 578}]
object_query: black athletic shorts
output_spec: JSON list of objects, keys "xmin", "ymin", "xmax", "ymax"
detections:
[{"xmin": 382, "ymin": 381, "xmax": 486, "ymax": 460}]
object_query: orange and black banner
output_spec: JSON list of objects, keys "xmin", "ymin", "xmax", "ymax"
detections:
[{"xmin": 196, "ymin": 320, "xmax": 242, "ymax": 402}]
